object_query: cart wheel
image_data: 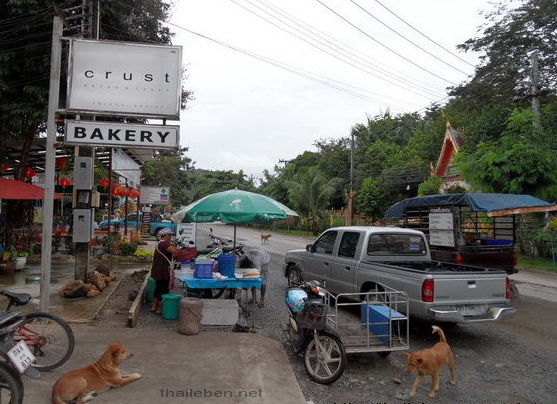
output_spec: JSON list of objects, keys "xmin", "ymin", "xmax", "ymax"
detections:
[{"xmin": 303, "ymin": 332, "xmax": 346, "ymax": 384}]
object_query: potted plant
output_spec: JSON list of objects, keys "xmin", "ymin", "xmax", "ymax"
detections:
[
  {"xmin": 14, "ymin": 246, "xmax": 33, "ymax": 270},
  {"xmin": 0, "ymin": 247, "xmax": 18, "ymax": 273}
]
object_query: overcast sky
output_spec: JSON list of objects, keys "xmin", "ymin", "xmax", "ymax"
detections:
[{"xmin": 165, "ymin": 0, "xmax": 494, "ymax": 182}]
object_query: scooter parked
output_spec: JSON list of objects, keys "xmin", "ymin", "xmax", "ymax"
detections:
[{"xmin": 284, "ymin": 280, "xmax": 347, "ymax": 384}]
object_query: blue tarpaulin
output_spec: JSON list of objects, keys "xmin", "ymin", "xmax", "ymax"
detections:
[{"xmin": 385, "ymin": 193, "xmax": 557, "ymax": 218}]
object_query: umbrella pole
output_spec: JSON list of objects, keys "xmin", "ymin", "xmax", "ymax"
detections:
[{"xmin": 233, "ymin": 224, "xmax": 237, "ymax": 251}]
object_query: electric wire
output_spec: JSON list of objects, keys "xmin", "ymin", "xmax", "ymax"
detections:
[
  {"xmin": 348, "ymin": 0, "xmax": 471, "ymax": 75},
  {"xmin": 233, "ymin": 0, "xmax": 446, "ymax": 99},
  {"xmin": 371, "ymin": 0, "xmax": 477, "ymax": 69},
  {"xmin": 166, "ymin": 21, "xmax": 410, "ymax": 113},
  {"xmin": 313, "ymin": 0, "xmax": 457, "ymax": 85}
]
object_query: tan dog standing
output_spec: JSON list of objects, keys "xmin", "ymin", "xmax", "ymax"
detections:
[
  {"xmin": 52, "ymin": 342, "xmax": 141, "ymax": 404},
  {"xmin": 404, "ymin": 325, "xmax": 456, "ymax": 398},
  {"xmin": 261, "ymin": 234, "xmax": 271, "ymax": 244}
]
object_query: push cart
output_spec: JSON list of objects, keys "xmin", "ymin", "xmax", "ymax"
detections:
[
  {"xmin": 287, "ymin": 283, "xmax": 410, "ymax": 384},
  {"xmin": 323, "ymin": 286, "xmax": 410, "ymax": 356}
]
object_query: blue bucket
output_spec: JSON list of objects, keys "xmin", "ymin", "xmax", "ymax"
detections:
[{"xmin": 218, "ymin": 254, "xmax": 236, "ymax": 278}]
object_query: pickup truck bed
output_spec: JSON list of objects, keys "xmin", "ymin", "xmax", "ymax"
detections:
[{"xmin": 379, "ymin": 261, "xmax": 494, "ymax": 272}]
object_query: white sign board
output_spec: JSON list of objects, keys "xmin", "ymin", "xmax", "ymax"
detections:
[
  {"xmin": 65, "ymin": 121, "xmax": 179, "ymax": 150},
  {"xmin": 428, "ymin": 208, "xmax": 455, "ymax": 247},
  {"xmin": 67, "ymin": 40, "xmax": 182, "ymax": 119},
  {"xmin": 176, "ymin": 223, "xmax": 197, "ymax": 247},
  {"xmin": 140, "ymin": 186, "xmax": 171, "ymax": 205}
]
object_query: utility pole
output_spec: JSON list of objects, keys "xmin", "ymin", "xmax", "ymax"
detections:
[
  {"xmin": 531, "ymin": 51, "xmax": 541, "ymax": 126},
  {"xmin": 347, "ymin": 132, "xmax": 355, "ymax": 226},
  {"xmin": 40, "ymin": 16, "xmax": 63, "ymax": 312}
]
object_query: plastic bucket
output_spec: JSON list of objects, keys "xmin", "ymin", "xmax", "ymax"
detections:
[
  {"xmin": 218, "ymin": 254, "xmax": 236, "ymax": 278},
  {"xmin": 178, "ymin": 298, "xmax": 204, "ymax": 335},
  {"xmin": 145, "ymin": 277, "xmax": 155, "ymax": 304},
  {"xmin": 161, "ymin": 294, "xmax": 182, "ymax": 320}
]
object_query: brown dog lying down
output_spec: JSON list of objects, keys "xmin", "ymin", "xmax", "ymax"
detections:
[
  {"xmin": 404, "ymin": 325, "xmax": 456, "ymax": 398},
  {"xmin": 52, "ymin": 342, "xmax": 141, "ymax": 404}
]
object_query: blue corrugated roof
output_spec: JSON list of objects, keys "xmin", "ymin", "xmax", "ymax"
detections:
[{"xmin": 385, "ymin": 193, "xmax": 557, "ymax": 218}]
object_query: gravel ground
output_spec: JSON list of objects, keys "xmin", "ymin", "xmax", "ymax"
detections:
[{"xmin": 94, "ymin": 246, "xmax": 556, "ymax": 404}]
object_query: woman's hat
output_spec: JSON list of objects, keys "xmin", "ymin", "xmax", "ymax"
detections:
[{"xmin": 158, "ymin": 228, "xmax": 175, "ymax": 236}]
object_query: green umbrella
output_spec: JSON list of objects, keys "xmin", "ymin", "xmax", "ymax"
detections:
[{"xmin": 171, "ymin": 189, "xmax": 298, "ymax": 247}]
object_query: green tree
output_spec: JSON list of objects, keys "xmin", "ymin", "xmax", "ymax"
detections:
[
  {"xmin": 355, "ymin": 178, "xmax": 385, "ymax": 221},
  {"xmin": 451, "ymin": 0, "xmax": 557, "ymax": 110},
  {"xmin": 287, "ymin": 167, "xmax": 338, "ymax": 235},
  {"xmin": 418, "ymin": 176, "xmax": 444, "ymax": 196},
  {"xmin": 142, "ymin": 147, "xmax": 195, "ymax": 208},
  {"xmin": 457, "ymin": 109, "xmax": 557, "ymax": 198}
]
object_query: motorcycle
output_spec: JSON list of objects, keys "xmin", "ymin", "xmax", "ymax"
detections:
[
  {"xmin": 284, "ymin": 280, "xmax": 347, "ymax": 384},
  {"xmin": 0, "ymin": 290, "xmax": 75, "ymax": 403}
]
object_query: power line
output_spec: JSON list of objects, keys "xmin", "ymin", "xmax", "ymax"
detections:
[
  {"xmin": 371, "ymin": 0, "xmax": 477, "ymax": 69},
  {"xmin": 166, "ymin": 21, "xmax": 412, "ymax": 112},
  {"xmin": 233, "ymin": 0, "xmax": 446, "ymax": 99},
  {"xmin": 313, "ymin": 0, "xmax": 457, "ymax": 85},
  {"xmin": 348, "ymin": 0, "xmax": 470, "ymax": 76}
]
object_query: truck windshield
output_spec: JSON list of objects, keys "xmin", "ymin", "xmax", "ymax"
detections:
[{"xmin": 367, "ymin": 233, "xmax": 427, "ymax": 256}]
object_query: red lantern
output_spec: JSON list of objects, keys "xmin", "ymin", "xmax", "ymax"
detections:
[
  {"xmin": 24, "ymin": 167, "xmax": 36, "ymax": 178},
  {"xmin": 55, "ymin": 157, "xmax": 68, "ymax": 170},
  {"xmin": 112, "ymin": 184, "xmax": 126, "ymax": 196},
  {"xmin": 99, "ymin": 178, "xmax": 110, "ymax": 188},
  {"xmin": 59, "ymin": 178, "xmax": 71, "ymax": 187}
]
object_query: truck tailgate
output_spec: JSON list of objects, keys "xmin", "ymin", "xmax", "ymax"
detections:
[{"xmin": 433, "ymin": 273, "xmax": 507, "ymax": 305}]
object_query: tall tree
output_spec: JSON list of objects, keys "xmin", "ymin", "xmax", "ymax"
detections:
[
  {"xmin": 287, "ymin": 167, "xmax": 338, "ymax": 235},
  {"xmin": 457, "ymin": 109, "xmax": 557, "ymax": 199},
  {"xmin": 450, "ymin": 0, "xmax": 557, "ymax": 110}
]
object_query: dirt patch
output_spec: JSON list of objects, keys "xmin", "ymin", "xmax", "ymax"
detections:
[{"xmin": 93, "ymin": 270, "xmax": 147, "ymax": 327}]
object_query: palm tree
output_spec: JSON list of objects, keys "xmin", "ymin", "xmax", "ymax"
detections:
[{"xmin": 287, "ymin": 167, "xmax": 337, "ymax": 235}]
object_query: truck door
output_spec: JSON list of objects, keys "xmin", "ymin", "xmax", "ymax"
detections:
[
  {"xmin": 304, "ymin": 230, "xmax": 338, "ymax": 285},
  {"xmin": 326, "ymin": 231, "xmax": 361, "ymax": 294}
]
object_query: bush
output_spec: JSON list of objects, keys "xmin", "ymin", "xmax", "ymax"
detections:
[
  {"xmin": 532, "ymin": 228, "xmax": 557, "ymax": 258},
  {"xmin": 119, "ymin": 241, "xmax": 139, "ymax": 256}
]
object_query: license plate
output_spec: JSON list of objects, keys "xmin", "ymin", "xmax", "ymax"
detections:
[
  {"xmin": 455, "ymin": 304, "xmax": 484, "ymax": 316},
  {"xmin": 8, "ymin": 340, "xmax": 35, "ymax": 374}
]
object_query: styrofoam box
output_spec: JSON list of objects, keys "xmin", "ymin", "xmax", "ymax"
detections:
[
  {"xmin": 174, "ymin": 269, "xmax": 194, "ymax": 279},
  {"xmin": 199, "ymin": 299, "xmax": 239, "ymax": 326}
]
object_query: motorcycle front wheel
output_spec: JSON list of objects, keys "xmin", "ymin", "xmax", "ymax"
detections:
[
  {"xmin": 303, "ymin": 332, "xmax": 346, "ymax": 384},
  {"xmin": 286, "ymin": 319, "xmax": 306, "ymax": 355},
  {"xmin": 0, "ymin": 362, "xmax": 23, "ymax": 404}
]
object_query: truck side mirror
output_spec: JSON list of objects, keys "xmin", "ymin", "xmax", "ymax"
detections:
[{"xmin": 306, "ymin": 244, "xmax": 315, "ymax": 252}]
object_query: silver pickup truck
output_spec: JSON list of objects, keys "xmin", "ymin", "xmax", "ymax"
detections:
[{"xmin": 283, "ymin": 226, "xmax": 516, "ymax": 323}]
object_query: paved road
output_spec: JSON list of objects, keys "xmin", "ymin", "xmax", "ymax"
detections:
[{"xmin": 204, "ymin": 223, "xmax": 557, "ymax": 404}]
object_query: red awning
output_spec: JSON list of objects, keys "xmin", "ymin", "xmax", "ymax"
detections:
[{"xmin": 0, "ymin": 179, "xmax": 64, "ymax": 200}]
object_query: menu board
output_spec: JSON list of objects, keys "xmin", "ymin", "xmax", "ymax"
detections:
[
  {"xmin": 429, "ymin": 208, "xmax": 455, "ymax": 247},
  {"xmin": 176, "ymin": 223, "xmax": 197, "ymax": 248}
]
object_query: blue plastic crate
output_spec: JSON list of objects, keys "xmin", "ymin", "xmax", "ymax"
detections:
[
  {"xmin": 361, "ymin": 304, "xmax": 405, "ymax": 344},
  {"xmin": 194, "ymin": 263, "xmax": 213, "ymax": 279}
]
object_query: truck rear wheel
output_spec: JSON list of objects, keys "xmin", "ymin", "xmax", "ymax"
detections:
[{"xmin": 361, "ymin": 283, "xmax": 389, "ymax": 304}]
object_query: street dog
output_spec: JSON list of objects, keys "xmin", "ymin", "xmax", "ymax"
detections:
[
  {"xmin": 404, "ymin": 325, "xmax": 456, "ymax": 398},
  {"xmin": 261, "ymin": 234, "xmax": 272, "ymax": 244},
  {"xmin": 52, "ymin": 342, "xmax": 141, "ymax": 404}
]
